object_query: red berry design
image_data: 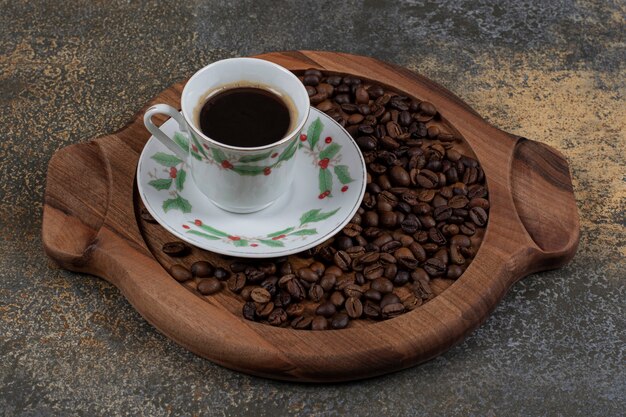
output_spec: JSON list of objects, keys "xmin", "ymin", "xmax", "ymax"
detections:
[
  {"xmin": 341, "ymin": 185, "xmax": 349, "ymax": 192},
  {"xmin": 318, "ymin": 158, "xmax": 329, "ymax": 169},
  {"xmin": 221, "ymin": 160, "xmax": 233, "ymax": 169},
  {"xmin": 191, "ymin": 144, "xmax": 198, "ymax": 152},
  {"xmin": 182, "ymin": 224, "xmax": 190, "ymax": 229},
  {"xmin": 228, "ymin": 235, "xmax": 241, "ymax": 241},
  {"xmin": 169, "ymin": 167, "xmax": 177, "ymax": 178},
  {"xmin": 250, "ymin": 243, "xmax": 258, "ymax": 247},
  {"xmin": 300, "ymin": 134, "xmax": 307, "ymax": 141},
  {"xmin": 194, "ymin": 219, "xmax": 202, "ymax": 226},
  {"xmin": 318, "ymin": 193, "xmax": 326, "ymax": 199},
  {"xmin": 203, "ymin": 143, "xmax": 210, "ymax": 149},
  {"xmin": 264, "ymin": 167, "xmax": 271, "ymax": 176},
  {"xmin": 272, "ymin": 234, "xmax": 286, "ymax": 240},
  {"xmin": 324, "ymin": 190, "xmax": 331, "ymax": 196},
  {"xmin": 271, "ymin": 152, "xmax": 278, "ymax": 158},
  {"xmin": 325, "ymin": 136, "xmax": 332, "ymax": 144}
]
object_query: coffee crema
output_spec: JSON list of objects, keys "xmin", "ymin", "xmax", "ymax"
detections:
[{"xmin": 198, "ymin": 87, "xmax": 294, "ymax": 148}]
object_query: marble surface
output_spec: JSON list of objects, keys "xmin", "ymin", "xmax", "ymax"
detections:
[{"xmin": 1, "ymin": 1, "xmax": 624, "ymax": 415}]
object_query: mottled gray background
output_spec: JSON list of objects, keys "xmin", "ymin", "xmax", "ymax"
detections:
[{"xmin": 1, "ymin": 0, "xmax": 624, "ymax": 416}]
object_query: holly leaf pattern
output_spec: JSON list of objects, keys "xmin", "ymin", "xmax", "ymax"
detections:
[
  {"xmin": 267, "ymin": 227, "xmax": 295, "ymax": 238},
  {"xmin": 299, "ymin": 208, "xmax": 341, "ymax": 225},
  {"xmin": 173, "ymin": 132, "xmax": 189, "ymax": 153},
  {"xmin": 239, "ymin": 151, "xmax": 272, "ymax": 163},
  {"xmin": 211, "ymin": 148, "xmax": 227, "ymax": 164},
  {"xmin": 191, "ymin": 135, "xmax": 209, "ymax": 158},
  {"xmin": 319, "ymin": 143, "xmax": 341, "ymax": 160},
  {"xmin": 187, "ymin": 230, "xmax": 220, "ymax": 240},
  {"xmin": 258, "ymin": 239, "xmax": 285, "ymax": 247},
  {"xmin": 333, "ymin": 165, "xmax": 354, "ymax": 184},
  {"xmin": 233, "ymin": 239, "xmax": 249, "ymax": 247},
  {"xmin": 307, "ymin": 117, "xmax": 323, "ymax": 150},
  {"xmin": 231, "ymin": 165, "xmax": 266, "ymax": 176},
  {"xmin": 197, "ymin": 224, "xmax": 229, "ymax": 237},
  {"xmin": 319, "ymin": 168, "xmax": 333, "ymax": 195},
  {"xmin": 163, "ymin": 195, "xmax": 191, "ymax": 213},
  {"xmin": 290, "ymin": 228, "xmax": 317, "ymax": 236},
  {"xmin": 148, "ymin": 178, "xmax": 172, "ymax": 190},
  {"xmin": 175, "ymin": 168, "xmax": 186, "ymax": 191},
  {"xmin": 151, "ymin": 152, "xmax": 183, "ymax": 167},
  {"xmin": 278, "ymin": 139, "xmax": 298, "ymax": 162}
]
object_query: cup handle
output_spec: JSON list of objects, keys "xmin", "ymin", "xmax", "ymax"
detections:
[{"xmin": 143, "ymin": 104, "xmax": 189, "ymax": 160}]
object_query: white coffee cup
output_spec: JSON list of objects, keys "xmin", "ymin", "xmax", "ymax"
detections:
[{"xmin": 144, "ymin": 58, "xmax": 310, "ymax": 213}]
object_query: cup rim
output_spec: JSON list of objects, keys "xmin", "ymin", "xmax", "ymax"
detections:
[{"xmin": 181, "ymin": 57, "xmax": 310, "ymax": 152}]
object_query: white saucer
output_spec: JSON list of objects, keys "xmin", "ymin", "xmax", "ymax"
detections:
[{"xmin": 137, "ymin": 108, "xmax": 366, "ymax": 258}]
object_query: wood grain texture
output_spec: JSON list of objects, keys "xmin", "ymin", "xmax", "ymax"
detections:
[{"xmin": 42, "ymin": 51, "xmax": 579, "ymax": 382}]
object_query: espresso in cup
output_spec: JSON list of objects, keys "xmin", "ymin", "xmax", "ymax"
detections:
[{"xmin": 198, "ymin": 86, "xmax": 297, "ymax": 148}]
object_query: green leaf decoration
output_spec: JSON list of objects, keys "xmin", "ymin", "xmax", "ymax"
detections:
[
  {"xmin": 187, "ymin": 230, "xmax": 220, "ymax": 240},
  {"xmin": 239, "ymin": 151, "xmax": 272, "ymax": 163},
  {"xmin": 258, "ymin": 239, "xmax": 285, "ymax": 247},
  {"xmin": 233, "ymin": 239, "xmax": 249, "ymax": 247},
  {"xmin": 197, "ymin": 224, "xmax": 229, "ymax": 237},
  {"xmin": 307, "ymin": 118, "xmax": 323, "ymax": 150},
  {"xmin": 231, "ymin": 165, "xmax": 266, "ymax": 176},
  {"xmin": 299, "ymin": 207, "xmax": 340, "ymax": 225},
  {"xmin": 319, "ymin": 143, "xmax": 341, "ymax": 160},
  {"xmin": 290, "ymin": 228, "xmax": 317, "ymax": 236},
  {"xmin": 211, "ymin": 148, "xmax": 227, "ymax": 163},
  {"xmin": 175, "ymin": 168, "xmax": 186, "ymax": 191},
  {"xmin": 190, "ymin": 151, "xmax": 202, "ymax": 161},
  {"xmin": 148, "ymin": 178, "xmax": 172, "ymax": 190},
  {"xmin": 163, "ymin": 195, "xmax": 192, "ymax": 213},
  {"xmin": 319, "ymin": 168, "xmax": 333, "ymax": 195},
  {"xmin": 151, "ymin": 152, "xmax": 183, "ymax": 167},
  {"xmin": 278, "ymin": 139, "xmax": 298, "ymax": 162},
  {"xmin": 173, "ymin": 132, "xmax": 189, "ymax": 153},
  {"xmin": 267, "ymin": 227, "xmax": 295, "ymax": 238},
  {"xmin": 333, "ymin": 165, "xmax": 354, "ymax": 184},
  {"xmin": 191, "ymin": 135, "xmax": 209, "ymax": 158}
]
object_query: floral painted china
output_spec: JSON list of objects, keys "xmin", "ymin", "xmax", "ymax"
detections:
[{"xmin": 137, "ymin": 108, "xmax": 366, "ymax": 258}]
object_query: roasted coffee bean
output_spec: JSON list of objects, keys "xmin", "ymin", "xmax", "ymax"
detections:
[
  {"xmin": 345, "ymin": 297, "xmax": 363, "ymax": 318},
  {"xmin": 267, "ymin": 308, "xmax": 287, "ymax": 326},
  {"xmin": 344, "ymin": 284, "xmax": 365, "ymax": 298},
  {"xmin": 389, "ymin": 165, "xmax": 411, "ymax": 186},
  {"xmin": 230, "ymin": 261, "xmax": 248, "ymax": 273},
  {"xmin": 162, "ymin": 242, "xmax": 189, "ymax": 257},
  {"xmin": 286, "ymin": 278, "xmax": 305, "ymax": 301},
  {"xmin": 402, "ymin": 293, "xmax": 422, "ymax": 310},
  {"xmin": 428, "ymin": 227, "xmax": 447, "ymax": 245},
  {"xmin": 330, "ymin": 291, "xmax": 346, "ymax": 307},
  {"xmin": 363, "ymin": 263, "xmax": 385, "ymax": 280},
  {"xmin": 343, "ymin": 223, "xmax": 363, "ymax": 237},
  {"xmin": 258, "ymin": 262, "xmax": 277, "ymax": 276},
  {"xmin": 334, "ymin": 250, "xmax": 352, "ymax": 271},
  {"xmin": 190, "ymin": 261, "xmax": 213, "ymax": 277},
  {"xmin": 384, "ymin": 263, "xmax": 398, "ymax": 281},
  {"xmin": 303, "ymin": 74, "xmax": 320, "ymax": 86},
  {"xmin": 364, "ymin": 288, "xmax": 382, "ymax": 302},
  {"xmin": 246, "ymin": 269, "xmax": 265, "ymax": 284},
  {"xmin": 311, "ymin": 315, "xmax": 329, "ymax": 330},
  {"xmin": 469, "ymin": 197, "xmax": 490, "ymax": 209},
  {"xmin": 308, "ymin": 284, "xmax": 324, "ymax": 302},
  {"xmin": 393, "ymin": 270, "xmax": 410, "ymax": 286},
  {"xmin": 279, "ymin": 261, "xmax": 293, "ymax": 276},
  {"xmin": 450, "ymin": 245, "xmax": 466, "ymax": 265},
  {"xmin": 380, "ymin": 240, "xmax": 402, "ymax": 253},
  {"xmin": 197, "ymin": 278, "xmax": 222, "ymax": 295},
  {"xmin": 447, "ymin": 264, "xmax": 464, "ymax": 279},
  {"xmin": 380, "ymin": 293, "xmax": 401, "ymax": 309},
  {"xmin": 240, "ymin": 286, "xmax": 253, "ymax": 301},
  {"xmin": 297, "ymin": 268, "xmax": 319, "ymax": 283},
  {"xmin": 395, "ymin": 247, "xmax": 418, "ymax": 270},
  {"xmin": 305, "ymin": 85, "xmax": 317, "ymax": 97},
  {"xmin": 400, "ymin": 214, "xmax": 420, "ymax": 233},
  {"xmin": 335, "ymin": 236, "xmax": 354, "ymax": 250},
  {"xmin": 382, "ymin": 302, "xmax": 405, "ymax": 319},
  {"xmin": 251, "ymin": 288, "xmax": 271, "ymax": 303},
  {"xmin": 346, "ymin": 246, "xmax": 366, "ymax": 259},
  {"xmin": 291, "ymin": 315, "xmax": 313, "ymax": 329},
  {"xmin": 356, "ymin": 136, "xmax": 377, "ymax": 151},
  {"xmin": 325, "ymin": 265, "xmax": 344, "ymax": 277},
  {"xmin": 227, "ymin": 273, "xmax": 246, "ymax": 293},
  {"xmin": 363, "ymin": 211, "xmax": 379, "ymax": 227},
  {"xmin": 411, "ymin": 268, "xmax": 430, "ymax": 283},
  {"xmin": 364, "ymin": 300, "xmax": 381, "ymax": 319},
  {"xmin": 408, "ymin": 242, "xmax": 427, "ymax": 262},
  {"xmin": 261, "ymin": 277, "xmax": 278, "ymax": 297},
  {"xmin": 286, "ymin": 303, "xmax": 305, "ymax": 317},
  {"xmin": 319, "ymin": 274, "xmax": 337, "ymax": 291},
  {"xmin": 335, "ymin": 276, "xmax": 355, "ymax": 291},
  {"xmin": 371, "ymin": 277, "xmax": 394, "ymax": 294},
  {"xmin": 212, "ymin": 267, "xmax": 228, "ymax": 281},
  {"xmin": 449, "ymin": 195, "xmax": 469, "ymax": 209},
  {"xmin": 424, "ymin": 258, "xmax": 446, "ymax": 277},
  {"xmin": 316, "ymin": 301, "xmax": 337, "ymax": 318},
  {"xmin": 331, "ymin": 313, "xmax": 350, "ymax": 329},
  {"xmin": 242, "ymin": 302, "xmax": 257, "ymax": 321},
  {"xmin": 255, "ymin": 302, "xmax": 274, "ymax": 318},
  {"xmin": 379, "ymin": 211, "xmax": 398, "ymax": 228},
  {"xmin": 140, "ymin": 207, "xmax": 157, "ymax": 223},
  {"xmin": 460, "ymin": 222, "xmax": 476, "ymax": 236},
  {"xmin": 170, "ymin": 264, "xmax": 191, "ymax": 282},
  {"xmin": 274, "ymin": 291, "xmax": 291, "ymax": 308},
  {"xmin": 469, "ymin": 207, "xmax": 488, "ymax": 226},
  {"xmin": 415, "ymin": 169, "xmax": 439, "ymax": 188},
  {"xmin": 355, "ymin": 271, "xmax": 366, "ymax": 285}
]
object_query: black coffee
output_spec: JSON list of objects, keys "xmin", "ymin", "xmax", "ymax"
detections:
[{"xmin": 199, "ymin": 87, "xmax": 291, "ymax": 147}]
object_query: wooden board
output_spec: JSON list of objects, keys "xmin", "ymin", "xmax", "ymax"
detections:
[{"xmin": 42, "ymin": 51, "xmax": 579, "ymax": 382}]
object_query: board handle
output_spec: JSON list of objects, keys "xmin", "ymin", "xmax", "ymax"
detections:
[{"xmin": 509, "ymin": 137, "xmax": 580, "ymax": 273}]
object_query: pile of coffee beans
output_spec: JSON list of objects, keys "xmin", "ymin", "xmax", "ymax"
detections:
[{"xmin": 153, "ymin": 70, "xmax": 489, "ymax": 330}]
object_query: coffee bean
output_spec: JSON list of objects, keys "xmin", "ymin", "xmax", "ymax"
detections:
[
  {"xmin": 227, "ymin": 273, "xmax": 246, "ymax": 293},
  {"xmin": 195, "ymin": 277, "xmax": 221, "ymax": 295},
  {"xmin": 408, "ymin": 242, "xmax": 427, "ymax": 262},
  {"xmin": 242, "ymin": 302, "xmax": 256, "ymax": 321},
  {"xmin": 331, "ymin": 313, "xmax": 350, "ymax": 329},
  {"xmin": 286, "ymin": 303, "xmax": 305, "ymax": 317},
  {"xmin": 424, "ymin": 258, "xmax": 446, "ymax": 277},
  {"xmin": 274, "ymin": 291, "xmax": 291, "ymax": 308},
  {"xmin": 291, "ymin": 315, "xmax": 312, "ymax": 329},
  {"xmin": 401, "ymin": 214, "xmax": 420, "ymax": 233},
  {"xmin": 319, "ymin": 274, "xmax": 337, "ymax": 291},
  {"xmin": 268, "ymin": 308, "xmax": 287, "ymax": 326},
  {"xmin": 170, "ymin": 264, "xmax": 191, "ymax": 282},
  {"xmin": 447, "ymin": 264, "xmax": 464, "ymax": 279},
  {"xmin": 343, "ymin": 223, "xmax": 363, "ymax": 237},
  {"xmin": 255, "ymin": 302, "xmax": 274, "ymax": 318},
  {"xmin": 450, "ymin": 244, "xmax": 466, "ymax": 265},
  {"xmin": 250, "ymin": 288, "xmax": 271, "ymax": 303},
  {"xmin": 389, "ymin": 166, "xmax": 410, "ymax": 186},
  {"xmin": 297, "ymin": 268, "xmax": 319, "ymax": 283},
  {"xmin": 382, "ymin": 303, "xmax": 404, "ymax": 319},
  {"xmin": 162, "ymin": 242, "xmax": 189, "ymax": 257},
  {"xmin": 469, "ymin": 207, "xmax": 488, "ymax": 226},
  {"xmin": 345, "ymin": 297, "xmax": 363, "ymax": 318},
  {"xmin": 311, "ymin": 315, "xmax": 329, "ymax": 330},
  {"xmin": 303, "ymin": 74, "xmax": 320, "ymax": 86},
  {"xmin": 316, "ymin": 302, "xmax": 337, "ymax": 318},
  {"xmin": 139, "ymin": 207, "xmax": 157, "ymax": 223},
  {"xmin": 240, "ymin": 287, "xmax": 253, "ymax": 301},
  {"xmin": 343, "ymin": 284, "xmax": 364, "ymax": 298},
  {"xmin": 261, "ymin": 277, "xmax": 278, "ymax": 297},
  {"xmin": 363, "ymin": 211, "xmax": 379, "ymax": 227},
  {"xmin": 394, "ymin": 247, "xmax": 418, "ymax": 269},
  {"xmin": 393, "ymin": 270, "xmax": 410, "ymax": 286},
  {"xmin": 363, "ymin": 263, "xmax": 384, "ymax": 280},
  {"xmin": 371, "ymin": 277, "xmax": 393, "ymax": 293},
  {"xmin": 355, "ymin": 87, "xmax": 369, "ymax": 104},
  {"xmin": 334, "ymin": 250, "xmax": 352, "ymax": 271},
  {"xmin": 309, "ymin": 284, "xmax": 324, "ymax": 302},
  {"xmin": 428, "ymin": 227, "xmax": 447, "ymax": 245},
  {"xmin": 286, "ymin": 278, "xmax": 305, "ymax": 301},
  {"xmin": 356, "ymin": 136, "xmax": 377, "ymax": 151},
  {"xmin": 415, "ymin": 169, "xmax": 439, "ymax": 188},
  {"xmin": 335, "ymin": 236, "xmax": 354, "ymax": 251}
]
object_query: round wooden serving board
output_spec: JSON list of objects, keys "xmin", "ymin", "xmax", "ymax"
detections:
[{"xmin": 42, "ymin": 51, "xmax": 579, "ymax": 382}]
